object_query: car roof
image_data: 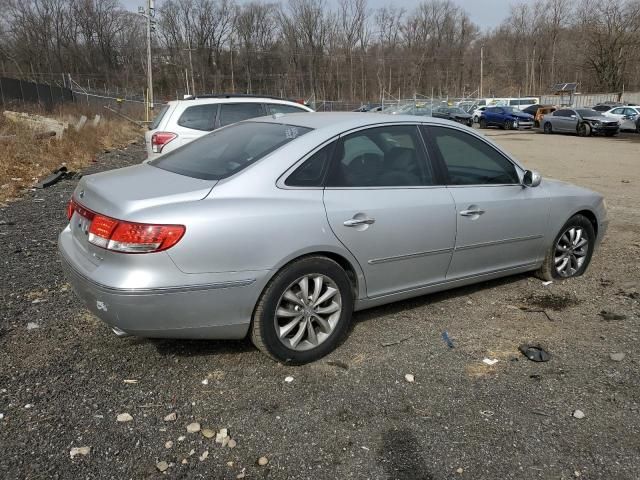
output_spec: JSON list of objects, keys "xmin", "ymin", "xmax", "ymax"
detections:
[{"xmin": 253, "ymin": 112, "xmax": 460, "ymax": 131}]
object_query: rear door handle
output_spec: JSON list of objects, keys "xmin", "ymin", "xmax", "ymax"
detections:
[
  {"xmin": 460, "ymin": 209, "xmax": 485, "ymax": 217},
  {"xmin": 344, "ymin": 217, "xmax": 376, "ymax": 227}
]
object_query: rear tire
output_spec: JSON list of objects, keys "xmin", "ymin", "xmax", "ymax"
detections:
[
  {"xmin": 479, "ymin": 118, "xmax": 487, "ymax": 129},
  {"xmin": 535, "ymin": 214, "xmax": 595, "ymax": 281},
  {"xmin": 250, "ymin": 256, "xmax": 354, "ymax": 365}
]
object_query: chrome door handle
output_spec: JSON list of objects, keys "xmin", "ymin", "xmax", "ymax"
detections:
[
  {"xmin": 344, "ymin": 217, "xmax": 376, "ymax": 227},
  {"xmin": 460, "ymin": 209, "xmax": 485, "ymax": 217}
]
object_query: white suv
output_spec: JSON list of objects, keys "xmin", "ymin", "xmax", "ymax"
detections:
[{"xmin": 145, "ymin": 95, "xmax": 314, "ymax": 160}]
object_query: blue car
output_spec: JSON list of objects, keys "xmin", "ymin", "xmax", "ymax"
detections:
[{"xmin": 480, "ymin": 106, "xmax": 535, "ymax": 130}]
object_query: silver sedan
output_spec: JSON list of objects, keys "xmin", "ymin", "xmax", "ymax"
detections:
[{"xmin": 59, "ymin": 113, "xmax": 608, "ymax": 364}]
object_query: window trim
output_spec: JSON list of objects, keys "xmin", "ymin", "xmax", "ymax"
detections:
[
  {"xmin": 422, "ymin": 124, "xmax": 523, "ymax": 187},
  {"xmin": 324, "ymin": 123, "xmax": 442, "ymax": 190}
]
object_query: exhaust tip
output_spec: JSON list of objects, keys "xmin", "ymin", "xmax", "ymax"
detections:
[{"xmin": 111, "ymin": 326, "xmax": 131, "ymax": 337}]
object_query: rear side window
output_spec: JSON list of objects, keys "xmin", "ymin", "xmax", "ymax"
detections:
[
  {"xmin": 150, "ymin": 104, "xmax": 170, "ymax": 130},
  {"xmin": 177, "ymin": 105, "xmax": 217, "ymax": 131},
  {"xmin": 150, "ymin": 122, "xmax": 311, "ymax": 180},
  {"xmin": 219, "ymin": 103, "xmax": 264, "ymax": 127},
  {"xmin": 285, "ymin": 142, "xmax": 335, "ymax": 187},
  {"xmin": 267, "ymin": 103, "xmax": 307, "ymax": 115},
  {"xmin": 428, "ymin": 126, "xmax": 519, "ymax": 185}
]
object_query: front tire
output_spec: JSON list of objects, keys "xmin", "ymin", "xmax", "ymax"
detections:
[
  {"xmin": 479, "ymin": 118, "xmax": 487, "ymax": 129},
  {"xmin": 536, "ymin": 215, "xmax": 595, "ymax": 281},
  {"xmin": 250, "ymin": 256, "xmax": 354, "ymax": 364},
  {"xmin": 578, "ymin": 122, "xmax": 591, "ymax": 137},
  {"xmin": 543, "ymin": 122, "xmax": 553, "ymax": 134}
]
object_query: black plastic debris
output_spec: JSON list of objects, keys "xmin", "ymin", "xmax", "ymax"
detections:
[
  {"xmin": 598, "ymin": 310, "xmax": 627, "ymax": 321},
  {"xmin": 519, "ymin": 344, "xmax": 551, "ymax": 362},
  {"xmin": 35, "ymin": 166, "xmax": 68, "ymax": 189}
]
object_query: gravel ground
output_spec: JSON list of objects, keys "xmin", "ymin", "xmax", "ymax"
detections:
[{"xmin": 1, "ymin": 132, "xmax": 639, "ymax": 480}]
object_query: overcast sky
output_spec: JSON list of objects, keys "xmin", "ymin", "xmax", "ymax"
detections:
[{"xmin": 122, "ymin": 0, "xmax": 510, "ymax": 30}]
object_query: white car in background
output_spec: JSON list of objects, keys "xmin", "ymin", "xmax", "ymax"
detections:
[
  {"xmin": 471, "ymin": 106, "xmax": 488, "ymax": 123},
  {"xmin": 602, "ymin": 105, "xmax": 640, "ymax": 132},
  {"xmin": 145, "ymin": 95, "xmax": 314, "ymax": 161}
]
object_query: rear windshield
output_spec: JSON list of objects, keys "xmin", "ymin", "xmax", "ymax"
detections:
[
  {"xmin": 150, "ymin": 104, "xmax": 170, "ymax": 130},
  {"xmin": 150, "ymin": 121, "xmax": 312, "ymax": 180}
]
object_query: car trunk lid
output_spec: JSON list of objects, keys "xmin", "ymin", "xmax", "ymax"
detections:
[{"xmin": 69, "ymin": 165, "xmax": 216, "ymax": 261}]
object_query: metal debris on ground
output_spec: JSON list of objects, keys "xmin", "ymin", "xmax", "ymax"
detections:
[
  {"xmin": 284, "ymin": 376, "xmax": 294, "ymax": 383},
  {"xmin": 381, "ymin": 335, "xmax": 413, "ymax": 347},
  {"xmin": 482, "ymin": 358, "xmax": 499, "ymax": 366},
  {"xmin": 518, "ymin": 344, "xmax": 551, "ymax": 362}
]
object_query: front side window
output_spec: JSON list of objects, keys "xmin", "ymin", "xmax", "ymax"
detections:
[
  {"xmin": 151, "ymin": 122, "xmax": 311, "ymax": 180},
  {"xmin": 428, "ymin": 126, "xmax": 519, "ymax": 185},
  {"xmin": 218, "ymin": 103, "xmax": 265, "ymax": 127},
  {"xmin": 177, "ymin": 104, "xmax": 217, "ymax": 131},
  {"xmin": 326, "ymin": 125, "xmax": 433, "ymax": 187},
  {"xmin": 267, "ymin": 103, "xmax": 307, "ymax": 115}
]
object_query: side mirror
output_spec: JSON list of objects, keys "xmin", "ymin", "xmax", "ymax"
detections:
[{"xmin": 523, "ymin": 170, "xmax": 542, "ymax": 187}]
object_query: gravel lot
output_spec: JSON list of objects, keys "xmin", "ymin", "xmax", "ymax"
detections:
[{"xmin": 1, "ymin": 131, "xmax": 639, "ymax": 480}]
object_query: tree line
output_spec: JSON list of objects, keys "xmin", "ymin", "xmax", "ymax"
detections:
[{"xmin": 1, "ymin": 0, "xmax": 639, "ymax": 103}]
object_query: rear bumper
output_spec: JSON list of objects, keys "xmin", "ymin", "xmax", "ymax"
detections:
[{"xmin": 58, "ymin": 232, "xmax": 268, "ymax": 339}]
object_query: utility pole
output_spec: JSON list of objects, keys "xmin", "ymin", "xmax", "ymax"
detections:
[
  {"xmin": 139, "ymin": 0, "xmax": 156, "ymax": 110},
  {"xmin": 480, "ymin": 45, "xmax": 484, "ymax": 99},
  {"xmin": 184, "ymin": 45, "xmax": 196, "ymax": 96}
]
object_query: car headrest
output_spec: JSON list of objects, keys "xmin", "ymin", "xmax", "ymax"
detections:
[{"xmin": 384, "ymin": 147, "xmax": 415, "ymax": 170}]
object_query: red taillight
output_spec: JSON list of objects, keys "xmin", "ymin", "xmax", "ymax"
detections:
[
  {"xmin": 66, "ymin": 198, "xmax": 75, "ymax": 220},
  {"xmin": 73, "ymin": 201, "xmax": 185, "ymax": 254},
  {"xmin": 151, "ymin": 132, "xmax": 177, "ymax": 154}
]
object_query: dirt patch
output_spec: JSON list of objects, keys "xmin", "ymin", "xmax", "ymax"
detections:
[{"xmin": 523, "ymin": 292, "xmax": 581, "ymax": 311}]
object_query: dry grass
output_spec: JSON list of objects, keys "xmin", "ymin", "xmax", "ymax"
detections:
[{"xmin": 0, "ymin": 105, "xmax": 142, "ymax": 203}]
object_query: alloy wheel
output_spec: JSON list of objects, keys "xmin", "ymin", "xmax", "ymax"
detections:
[
  {"xmin": 554, "ymin": 227, "xmax": 589, "ymax": 277},
  {"xmin": 274, "ymin": 274, "xmax": 342, "ymax": 351}
]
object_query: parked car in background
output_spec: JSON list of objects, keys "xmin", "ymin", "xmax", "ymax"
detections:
[
  {"xmin": 471, "ymin": 106, "xmax": 488, "ymax": 123},
  {"xmin": 602, "ymin": 105, "xmax": 640, "ymax": 132},
  {"xmin": 432, "ymin": 106, "xmax": 473, "ymax": 126},
  {"xmin": 145, "ymin": 94, "xmax": 313, "ymax": 161},
  {"xmin": 592, "ymin": 102, "xmax": 623, "ymax": 112},
  {"xmin": 353, "ymin": 104, "xmax": 382, "ymax": 112},
  {"xmin": 60, "ymin": 112, "xmax": 608, "ymax": 364},
  {"xmin": 479, "ymin": 106, "xmax": 534, "ymax": 130},
  {"xmin": 541, "ymin": 108, "xmax": 620, "ymax": 137},
  {"xmin": 383, "ymin": 103, "xmax": 433, "ymax": 117}
]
